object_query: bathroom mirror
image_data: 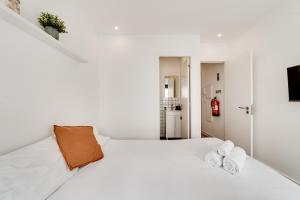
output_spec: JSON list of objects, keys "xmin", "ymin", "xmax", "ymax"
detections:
[{"xmin": 164, "ymin": 76, "xmax": 177, "ymax": 98}]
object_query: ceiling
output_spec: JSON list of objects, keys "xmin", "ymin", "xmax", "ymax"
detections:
[{"xmin": 80, "ymin": 0, "xmax": 285, "ymax": 42}]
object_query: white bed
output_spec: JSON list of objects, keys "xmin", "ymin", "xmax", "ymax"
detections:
[{"xmin": 47, "ymin": 138, "xmax": 300, "ymax": 200}]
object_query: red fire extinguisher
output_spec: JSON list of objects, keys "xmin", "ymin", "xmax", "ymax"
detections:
[{"xmin": 211, "ymin": 97, "xmax": 220, "ymax": 116}]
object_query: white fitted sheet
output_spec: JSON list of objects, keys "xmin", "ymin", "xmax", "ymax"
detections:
[{"xmin": 48, "ymin": 138, "xmax": 300, "ymax": 200}]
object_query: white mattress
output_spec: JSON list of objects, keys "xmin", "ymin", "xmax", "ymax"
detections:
[{"xmin": 48, "ymin": 138, "xmax": 300, "ymax": 200}]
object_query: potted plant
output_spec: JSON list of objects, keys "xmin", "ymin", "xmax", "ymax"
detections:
[{"xmin": 37, "ymin": 12, "xmax": 68, "ymax": 40}]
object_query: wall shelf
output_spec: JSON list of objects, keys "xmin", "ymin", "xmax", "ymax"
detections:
[{"xmin": 0, "ymin": 5, "xmax": 88, "ymax": 63}]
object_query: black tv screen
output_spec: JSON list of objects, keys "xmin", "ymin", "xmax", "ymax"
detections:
[{"xmin": 287, "ymin": 65, "xmax": 300, "ymax": 101}]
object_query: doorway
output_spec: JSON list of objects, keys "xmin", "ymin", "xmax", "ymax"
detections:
[
  {"xmin": 200, "ymin": 50, "xmax": 253, "ymax": 156},
  {"xmin": 201, "ymin": 62, "xmax": 225, "ymax": 140},
  {"xmin": 159, "ymin": 57, "xmax": 191, "ymax": 140}
]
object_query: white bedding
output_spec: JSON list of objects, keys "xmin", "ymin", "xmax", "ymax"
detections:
[
  {"xmin": 0, "ymin": 137, "xmax": 77, "ymax": 200},
  {"xmin": 48, "ymin": 138, "xmax": 300, "ymax": 200}
]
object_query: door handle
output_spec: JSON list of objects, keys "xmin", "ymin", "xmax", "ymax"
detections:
[{"xmin": 238, "ymin": 106, "xmax": 250, "ymax": 114}]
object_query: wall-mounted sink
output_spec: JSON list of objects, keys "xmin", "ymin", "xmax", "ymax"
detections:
[{"xmin": 166, "ymin": 110, "xmax": 181, "ymax": 115}]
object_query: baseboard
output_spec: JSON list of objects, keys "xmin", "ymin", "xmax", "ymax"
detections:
[
  {"xmin": 160, "ymin": 137, "xmax": 182, "ymax": 140},
  {"xmin": 201, "ymin": 131, "xmax": 214, "ymax": 138}
]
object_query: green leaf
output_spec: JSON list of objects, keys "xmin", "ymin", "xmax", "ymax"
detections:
[{"xmin": 37, "ymin": 12, "xmax": 68, "ymax": 33}]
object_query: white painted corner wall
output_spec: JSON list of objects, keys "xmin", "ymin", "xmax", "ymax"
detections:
[
  {"xmin": 97, "ymin": 35, "xmax": 201, "ymax": 139},
  {"xmin": 199, "ymin": 1, "xmax": 300, "ymax": 182},
  {"xmin": 226, "ymin": 1, "xmax": 300, "ymax": 182},
  {"xmin": 0, "ymin": 0, "xmax": 100, "ymax": 155}
]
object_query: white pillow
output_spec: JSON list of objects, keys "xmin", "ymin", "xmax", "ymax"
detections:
[
  {"xmin": 93, "ymin": 126, "xmax": 110, "ymax": 146},
  {"xmin": 0, "ymin": 137, "xmax": 77, "ymax": 200}
]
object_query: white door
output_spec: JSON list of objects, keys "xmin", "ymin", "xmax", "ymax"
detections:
[
  {"xmin": 180, "ymin": 57, "xmax": 190, "ymax": 139},
  {"xmin": 225, "ymin": 50, "xmax": 253, "ymax": 156}
]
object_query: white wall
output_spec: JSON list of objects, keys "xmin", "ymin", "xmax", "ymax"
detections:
[
  {"xmin": 200, "ymin": 43, "xmax": 228, "ymax": 62},
  {"xmin": 227, "ymin": 1, "xmax": 300, "ymax": 182},
  {"xmin": 201, "ymin": 63, "xmax": 225, "ymax": 140},
  {"xmin": 97, "ymin": 35, "xmax": 201, "ymax": 139},
  {"xmin": 1, "ymin": 0, "xmax": 100, "ymax": 63},
  {"xmin": 0, "ymin": 1, "xmax": 100, "ymax": 154},
  {"xmin": 19, "ymin": 0, "xmax": 102, "ymax": 63}
]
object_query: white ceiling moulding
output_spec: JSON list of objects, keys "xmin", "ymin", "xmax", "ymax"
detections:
[{"xmin": 0, "ymin": 5, "xmax": 88, "ymax": 63}]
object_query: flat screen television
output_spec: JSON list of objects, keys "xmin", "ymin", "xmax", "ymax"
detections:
[{"xmin": 287, "ymin": 65, "xmax": 300, "ymax": 101}]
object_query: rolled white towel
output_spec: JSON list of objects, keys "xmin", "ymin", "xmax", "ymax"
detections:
[
  {"xmin": 205, "ymin": 151, "xmax": 224, "ymax": 168},
  {"xmin": 217, "ymin": 140, "xmax": 234, "ymax": 156},
  {"xmin": 223, "ymin": 147, "xmax": 247, "ymax": 175}
]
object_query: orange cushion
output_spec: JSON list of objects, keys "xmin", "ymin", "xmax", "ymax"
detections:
[{"xmin": 53, "ymin": 125, "xmax": 104, "ymax": 170}]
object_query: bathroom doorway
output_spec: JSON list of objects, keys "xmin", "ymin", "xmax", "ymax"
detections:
[
  {"xmin": 159, "ymin": 57, "xmax": 191, "ymax": 140},
  {"xmin": 201, "ymin": 62, "xmax": 225, "ymax": 140}
]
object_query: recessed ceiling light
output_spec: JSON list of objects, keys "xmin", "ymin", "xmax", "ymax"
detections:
[
  {"xmin": 114, "ymin": 26, "xmax": 119, "ymax": 30},
  {"xmin": 217, "ymin": 33, "xmax": 223, "ymax": 38}
]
